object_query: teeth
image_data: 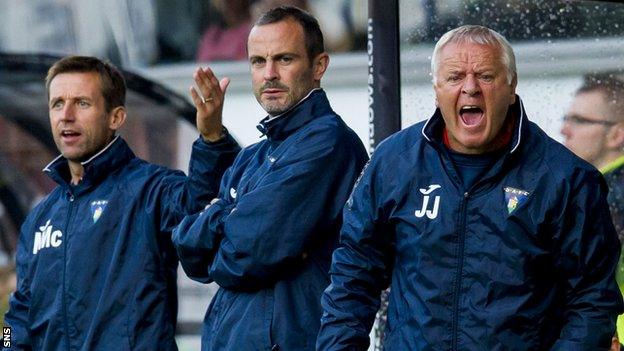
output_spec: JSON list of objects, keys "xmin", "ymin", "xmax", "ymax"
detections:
[{"xmin": 461, "ymin": 105, "xmax": 479, "ymax": 110}]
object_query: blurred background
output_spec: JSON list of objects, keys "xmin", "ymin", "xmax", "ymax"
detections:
[{"xmin": 0, "ymin": 1, "xmax": 623, "ymax": 349}]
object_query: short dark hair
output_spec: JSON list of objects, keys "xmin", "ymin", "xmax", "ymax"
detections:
[
  {"xmin": 45, "ymin": 56, "xmax": 126, "ymax": 113},
  {"xmin": 577, "ymin": 72, "xmax": 624, "ymax": 121},
  {"xmin": 255, "ymin": 6, "xmax": 324, "ymax": 63}
]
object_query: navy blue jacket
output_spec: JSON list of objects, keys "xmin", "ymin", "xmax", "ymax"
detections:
[
  {"xmin": 172, "ymin": 89, "xmax": 368, "ymax": 351},
  {"xmin": 5, "ymin": 135, "xmax": 240, "ymax": 350},
  {"xmin": 317, "ymin": 98, "xmax": 624, "ymax": 350}
]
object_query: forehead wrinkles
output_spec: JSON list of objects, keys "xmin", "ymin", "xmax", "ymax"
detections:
[{"xmin": 439, "ymin": 45, "xmax": 501, "ymax": 72}]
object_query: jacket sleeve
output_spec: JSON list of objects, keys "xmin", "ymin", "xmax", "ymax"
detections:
[
  {"xmin": 317, "ymin": 153, "xmax": 394, "ymax": 350},
  {"xmin": 158, "ymin": 134, "xmax": 240, "ymax": 233},
  {"xmin": 174, "ymin": 126, "xmax": 367, "ymax": 290},
  {"xmin": 172, "ymin": 197, "xmax": 234, "ymax": 284},
  {"xmin": 4, "ymin": 225, "xmax": 34, "ymax": 350},
  {"xmin": 550, "ymin": 170, "xmax": 624, "ymax": 350},
  {"xmin": 211, "ymin": 127, "xmax": 367, "ymax": 291}
]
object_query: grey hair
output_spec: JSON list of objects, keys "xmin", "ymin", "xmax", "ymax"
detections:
[{"xmin": 431, "ymin": 25, "xmax": 516, "ymax": 85}]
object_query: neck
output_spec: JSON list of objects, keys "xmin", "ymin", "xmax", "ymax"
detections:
[{"xmin": 68, "ymin": 160, "xmax": 84, "ymax": 185}]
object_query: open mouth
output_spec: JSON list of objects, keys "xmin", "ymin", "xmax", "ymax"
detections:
[
  {"xmin": 459, "ymin": 106, "xmax": 484, "ymax": 126},
  {"xmin": 60, "ymin": 130, "xmax": 81, "ymax": 140}
]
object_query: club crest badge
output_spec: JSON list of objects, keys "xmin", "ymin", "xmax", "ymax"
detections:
[
  {"xmin": 504, "ymin": 187, "xmax": 529, "ymax": 214},
  {"xmin": 90, "ymin": 200, "xmax": 108, "ymax": 223}
]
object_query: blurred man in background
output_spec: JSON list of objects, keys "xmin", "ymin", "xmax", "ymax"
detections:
[
  {"xmin": 4, "ymin": 55, "xmax": 240, "ymax": 350},
  {"xmin": 562, "ymin": 72, "xmax": 624, "ymax": 351}
]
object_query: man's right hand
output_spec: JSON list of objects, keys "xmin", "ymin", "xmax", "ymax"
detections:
[{"xmin": 190, "ymin": 67, "xmax": 230, "ymax": 142}]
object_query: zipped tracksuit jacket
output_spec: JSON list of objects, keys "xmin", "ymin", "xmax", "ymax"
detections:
[
  {"xmin": 172, "ymin": 89, "xmax": 369, "ymax": 351},
  {"xmin": 317, "ymin": 97, "xmax": 624, "ymax": 350},
  {"xmin": 4, "ymin": 135, "xmax": 240, "ymax": 350}
]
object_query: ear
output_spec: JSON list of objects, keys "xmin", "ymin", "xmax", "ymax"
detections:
[
  {"xmin": 312, "ymin": 52, "xmax": 330, "ymax": 82},
  {"xmin": 608, "ymin": 123, "xmax": 624, "ymax": 149},
  {"xmin": 508, "ymin": 74, "xmax": 518, "ymax": 105},
  {"xmin": 108, "ymin": 106, "xmax": 127, "ymax": 131}
]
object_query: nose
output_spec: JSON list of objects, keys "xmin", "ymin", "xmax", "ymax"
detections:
[
  {"xmin": 560, "ymin": 122, "xmax": 571, "ymax": 139},
  {"xmin": 263, "ymin": 60, "xmax": 279, "ymax": 81},
  {"xmin": 57, "ymin": 103, "xmax": 76, "ymax": 122},
  {"xmin": 462, "ymin": 74, "xmax": 480, "ymax": 96}
]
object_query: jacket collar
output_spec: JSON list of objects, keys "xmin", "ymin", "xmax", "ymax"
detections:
[
  {"xmin": 256, "ymin": 88, "xmax": 332, "ymax": 141},
  {"xmin": 600, "ymin": 154, "xmax": 624, "ymax": 175},
  {"xmin": 421, "ymin": 95, "xmax": 527, "ymax": 154},
  {"xmin": 43, "ymin": 136, "xmax": 135, "ymax": 190}
]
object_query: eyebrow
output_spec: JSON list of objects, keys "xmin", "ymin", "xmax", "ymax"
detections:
[
  {"xmin": 564, "ymin": 113, "xmax": 616, "ymax": 125},
  {"xmin": 250, "ymin": 52, "xmax": 300, "ymax": 60},
  {"xmin": 49, "ymin": 95, "xmax": 92, "ymax": 105}
]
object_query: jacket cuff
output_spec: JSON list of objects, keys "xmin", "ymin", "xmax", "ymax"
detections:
[{"xmin": 197, "ymin": 127, "xmax": 236, "ymax": 147}]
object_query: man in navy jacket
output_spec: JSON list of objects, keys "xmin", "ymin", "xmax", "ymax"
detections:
[
  {"xmin": 318, "ymin": 25, "xmax": 624, "ymax": 350},
  {"xmin": 4, "ymin": 56, "xmax": 240, "ymax": 350},
  {"xmin": 172, "ymin": 6, "xmax": 368, "ymax": 351}
]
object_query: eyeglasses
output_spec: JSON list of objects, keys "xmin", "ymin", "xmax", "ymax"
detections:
[{"xmin": 562, "ymin": 114, "xmax": 617, "ymax": 127}]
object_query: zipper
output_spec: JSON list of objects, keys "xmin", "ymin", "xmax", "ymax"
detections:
[
  {"xmin": 451, "ymin": 191, "xmax": 469, "ymax": 350},
  {"xmin": 62, "ymin": 190, "xmax": 75, "ymax": 351}
]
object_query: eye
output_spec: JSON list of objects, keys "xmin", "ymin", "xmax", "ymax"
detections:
[
  {"xmin": 50, "ymin": 99, "xmax": 63, "ymax": 110},
  {"xmin": 479, "ymin": 74, "xmax": 494, "ymax": 82},
  {"xmin": 447, "ymin": 75, "xmax": 461, "ymax": 83},
  {"xmin": 278, "ymin": 56, "xmax": 293, "ymax": 64},
  {"xmin": 77, "ymin": 99, "xmax": 90, "ymax": 108},
  {"xmin": 250, "ymin": 57, "xmax": 265, "ymax": 67}
]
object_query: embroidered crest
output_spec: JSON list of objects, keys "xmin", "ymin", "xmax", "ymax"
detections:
[
  {"xmin": 90, "ymin": 200, "xmax": 108, "ymax": 223},
  {"xmin": 504, "ymin": 187, "xmax": 529, "ymax": 214}
]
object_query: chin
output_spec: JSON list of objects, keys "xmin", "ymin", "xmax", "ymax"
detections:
[
  {"xmin": 264, "ymin": 104, "xmax": 288, "ymax": 115},
  {"xmin": 61, "ymin": 148, "xmax": 89, "ymax": 161},
  {"xmin": 62, "ymin": 153, "xmax": 81, "ymax": 162},
  {"xmin": 265, "ymin": 107, "xmax": 285, "ymax": 115},
  {"xmin": 457, "ymin": 133, "xmax": 485, "ymax": 146}
]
